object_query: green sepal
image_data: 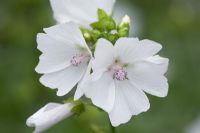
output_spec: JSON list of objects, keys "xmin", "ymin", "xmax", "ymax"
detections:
[
  {"xmin": 105, "ymin": 33, "xmax": 119, "ymax": 44},
  {"xmin": 91, "ymin": 29, "xmax": 102, "ymax": 41},
  {"xmin": 67, "ymin": 99, "xmax": 85, "ymax": 116},
  {"xmin": 118, "ymin": 27, "xmax": 129, "ymax": 37},
  {"xmin": 90, "ymin": 17, "xmax": 116, "ymax": 32},
  {"xmin": 98, "ymin": 8, "xmax": 108, "ymax": 20}
]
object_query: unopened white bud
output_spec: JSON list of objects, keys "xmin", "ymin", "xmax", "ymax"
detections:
[
  {"xmin": 26, "ymin": 102, "xmax": 75, "ymax": 133},
  {"xmin": 119, "ymin": 15, "xmax": 131, "ymax": 27}
]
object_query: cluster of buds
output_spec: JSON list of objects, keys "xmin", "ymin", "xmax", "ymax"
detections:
[{"xmin": 81, "ymin": 9, "xmax": 130, "ymax": 45}]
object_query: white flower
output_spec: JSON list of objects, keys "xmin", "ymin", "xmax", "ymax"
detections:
[
  {"xmin": 26, "ymin": 102, "xmax": 74, "ymax": 133},
  {"xmin": 185, "ymin": 115, "xmax": 200, "ymax": 133},
  {"xmin": 50, "ymin": 0, "xmax": 116, "ymax": 28},
  {"xmin": 35, "ymin": 22, "xmax": 92, "ymax": 99},
  {"xmin": 83, "ymin": 38, "xmax": 169, "ymax": 126}
]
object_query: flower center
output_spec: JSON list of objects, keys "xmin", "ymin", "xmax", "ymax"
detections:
[
  {"xmin": 110, "ymin": 64, "xmax": 128, "ymax": 81},
  {"xmin": 113, "ymin": 69, "xmax": 127, "ymax": 81},
  {"xmin": 70, "ymin": 53, "xmax": 90, "ymax": 66}
]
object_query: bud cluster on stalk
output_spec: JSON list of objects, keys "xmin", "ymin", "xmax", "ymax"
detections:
[{"xmin": 81, "ymin": 9, "xmax": 130, "ymax": 48}]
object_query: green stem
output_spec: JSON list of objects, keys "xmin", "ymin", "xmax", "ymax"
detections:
[{"xmin": 109, "ymin": 121, "xmax": 116, "ymax": 133}]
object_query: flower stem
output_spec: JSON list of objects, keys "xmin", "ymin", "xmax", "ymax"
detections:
[{"xmin": 109, "ymin": 121, "xmax": 116, "ymax": 133}]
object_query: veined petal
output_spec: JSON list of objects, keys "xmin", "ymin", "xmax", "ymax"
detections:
[
  {"xmin": 74, "ymin": 84, "xmax": 84, "ymax": 101},
  {"xmin": 40, "ymin": 64, "xmax": 87, "ymax": 96},
  {"xmin": 50, "ymin": 0, "xmax": 116, "ymax": 27},
  {"xmin": 74, "ymin": 59, "xmax": 93, "ymax": 100},
  {"xmin": 37, "ymin": 33, "xmax": 77, "ymax": 54},
  {"xmin": 146, "ymin": 55, "xmax": 169, "ymax": 74},
  {"xmin": 26, "ymin": 102, "xmax": 74, "ymax": 133},
  {"xmin": 115, "ymin": 37, "xmax": 140, "ymax": 64},
  {"xmin": 93, "ymin": 39, "xmax": 115, "ymax": 72},
  {"xmin": 117, "ymin": 80, "xmax": 150, "ymax": 115},
  {"xmin": 109, "ymin": 85, "xmax": 132, "ymax": 127},
  {"xmin": 100, "ymin": 0, "xmax": 116, "ymax": 15},
  {"xmin": 43, "ymin": 22, "xmax": 86, "ymax": 48},
  {"xmin": 138, "ymin": 39, "xmax": 162, "ymax": 59},
  {"xmin": 90, "ymin": 68, "xmax": 108, "ymax": 81},
  {"xmin": 84, "ymin": 72, "xmax": 115, "ymax": 113},
  {"xmin": 109, "ymin": 80, "xmax": 150, "ymax": 127},
  {"xmin": 50, "ymin": 0, "xmax": 78, "ymax": 23},
  {"xmin": 127, "ymin": 63, "xmax": 168, "ymax": 97},
  {"xmin": 35, "ymin": 53, "xmax": 73, "ymax": 74},
  {"xmin": 114, "ymin": 38, "xmax": 162, "ymax": 63},
  {"xmin": 36, "ymin": 33, "xmax": 78, "ymax": 74}
]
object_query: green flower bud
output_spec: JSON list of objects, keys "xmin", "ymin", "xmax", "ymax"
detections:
[
  {"xmin": 91, "ymin": 9, "xmax": 116, "ymax": 32},
  {"xmin": 119, "ymin": 15, "xmax": 131, "ymax": 28},
  {"xmin": 118, "ymin": 15, "xmax": 130, "ymax": 37},
  {"xmin": 91, "ymin": 29, "xmax": 101, "ymax": 41},
  {"xmin": 80, "ymin": 27, "xmax": 92, "ymax": 41},
  {"xmin": 91, "ymin": 17, "xmax": 116, "ymax": 32}
]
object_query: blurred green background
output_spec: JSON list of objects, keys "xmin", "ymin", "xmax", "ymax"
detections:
[{"xmin": 0, "ymin": 0, "xmax": 200, "ymax": 132}]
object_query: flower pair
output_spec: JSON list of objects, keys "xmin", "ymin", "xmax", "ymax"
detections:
[{"xmin": 27, "ymin": 0, "xmax": 169, "ymax": 132}]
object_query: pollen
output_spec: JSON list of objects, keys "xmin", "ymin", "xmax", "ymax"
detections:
[
  {"xmin": 113, "ymin": 69, "xmax": 127, "ymax": 81},
  {"xmin": 70, "ymin": 53, "xmax": 90, "ymax": 66}
]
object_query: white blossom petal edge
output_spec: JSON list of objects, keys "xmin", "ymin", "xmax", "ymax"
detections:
[
  {"xmin": 26, "ymin": 102, "xmax": 74, "ymax": 133},
  {"xmin": 36, "ymin": 22, "xmax": 92, "ymax": 97},
  {"xmin": 83, "ymin": 38, "xmax": 169, "ymax": 126},
  {"xmin": 50, "ymin": 0, "xmax": 116, "ymax": 28}
]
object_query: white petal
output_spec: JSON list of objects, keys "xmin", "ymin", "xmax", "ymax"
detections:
[
  {"xmin": 50, "ymin": 0, "xmax": 78, "ymax": 23},
  {"xmin": 35, "ymin": 22, "xmax": 91, "ymax": 74},
  {"xmin": 43, "ymin": 22, "xmax": 86, "ymax": 48},
  {"xmin": 114, "ymin": 38, "xmax": 162, "ymax": 63},
  {"xmin": 146, "ymin": 55, "xmax": 169, "ymax": 74},
  {"xmin": 36, "ymin": 33, "xmax": 77, "ymax": 54},
  {"xmin": 35, "ymin": 53, "xmax": 73, "ymax": 74},
  {"xmin": 50, "ymin": 0, "xmax": 115, "ymax": 27},
  {"xmin": 84, "ymin": 72, "xmax": 115, "ymax": 113},
  {"xmin": 138, "ymin": 39, "xmax": 162, "ymax": 58},
  {"xmin": 109, "ymin": 84, "xmax": 132, "ymax": 127},
  {"xmin": 93, "ymin": 39, "xmax": 115, "ymax": 72},
  {"xmin": 117, "ymin": 80, "xmax": 150, "ymax": 115},
  {"xmin": 40, "ymin": 64, "xmax": 87, "ymax": 96},
  {"xmin": 186, "ymin": 116, "xmax": 200, "ymax": 133},
  {"xmin": 74, "ymin": 59, "xmax": 93, "ymax": 100},
  {"xmin": 74, "ymin": 84, "xmax": 84, "ymax": 101},
  {"xmin": 90, "ymin": 68, "xmax": 107, "ymax": 81},
  {"xmin": 35, "ymin": 33, "xmax": 77, "ymax": 74},
  {"xmin": 114, "ymin": 37, "xmax": 140, "ymax": 63},
  {"xmin": 26, "ymin": 103, "xmax": 74, "ymax": 133},
  {"xmin": 127, "ymin": 63, "xmax": 168, "ymax": 97},
  {"xmin": 100, "ymin": 0, "xmax": 116, "ymax": 15}
]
